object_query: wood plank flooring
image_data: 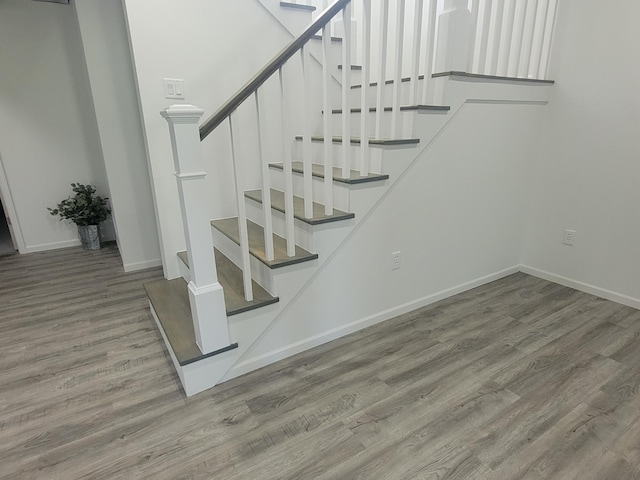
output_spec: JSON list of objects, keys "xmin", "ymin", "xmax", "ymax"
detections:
[{"xmin": 2, "ymin": 245, "xmax": 640, "ymax": 479}]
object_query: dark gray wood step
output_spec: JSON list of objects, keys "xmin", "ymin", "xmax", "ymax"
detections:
[
  {"xmin": 330, "ymin": 105, "xmax": 451, "ymax": 114},
  {"xmin": 270, "ymin": 161, "xmax": 389, "ymax": 185},
  {"xmin": 211, "ymin": 217, "xmax": 318, "ymax": 269},
  {"xmin": 245, "ymin": 188, "xmax": 355, "ymax": 225},
  {"xmin": 177, "ymin": 249, "xmax": 279, "ymax": 316},
  {"xmin": 432, "ymin": 71, "xmax": 555, "ymax": 84},
  {"xmin": 338, "ymin": 64, "xmax": 362, "ymax": 70},
  {"xmin": 144, "ymin": 278, "xmax": 238, "ymax": 366},
  {"xmin": 351, "ymin": 75, "xmax": 424, "ymax": 89},
  {"xmin": 280, "ymin": 1, "xmax": 315, "ymax": 11},
  {"xmin": 295, "ymin": 135, "xmax": 420, "ymax": 146}
]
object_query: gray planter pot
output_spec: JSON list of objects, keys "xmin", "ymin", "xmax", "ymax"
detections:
[{"xmin": 78, "ymin": 225, "xmax": 100, "ymax": 250}]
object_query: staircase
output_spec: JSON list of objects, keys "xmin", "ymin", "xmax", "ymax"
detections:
[{"xmin": 145, "ymin": 0, "xmax": 557, "ymax": 396}]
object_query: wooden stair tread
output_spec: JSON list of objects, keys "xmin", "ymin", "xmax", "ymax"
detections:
[
  {"xmin": 270, "ymin": 161, "xmax": 389, "ymax": 184},
  {"xmin": 245, "ymin": 188, "xmax": 355, "ymax": 225},
  {"xmin": 330, "ymin": 105, "xmax": 451, "ymax": 114},
  {"xmin": 279, "ymin": 1, "xmax": 315, "ymax": 11},
  {"xmin": 177, "ymin": 249, "xmax": 279, "ymax": 316},
  {"xmin": 144, "ymin": 278, "xmax": 238, "ymax": 366},
  {"xmin": 311, "ymin": 34, "xmax": 342, "ymax": 43},
  {"xmin": 338, "ymin": 64, "xmax": 362, "ymax": 70},
  {"xmin": 211, "ymin": 217, "xmax": 318, "ymax": 269},
  {"xmin": 295, "ymin": 135, "xmax": 420, "ymax": 146}
]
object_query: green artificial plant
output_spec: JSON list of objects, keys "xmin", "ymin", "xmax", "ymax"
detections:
[{"xmin": 48, "ymin": 183, "xmax": 111, "ymax": 226}]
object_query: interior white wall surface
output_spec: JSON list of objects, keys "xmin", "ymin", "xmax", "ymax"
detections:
[
  {"xmin": 0, "ymin": 0, "xmax": 111, "ymax": 253},
  {"xmin": 522, "ymin": 0, "xmax": 640, "ymax": 303},
  {"xmin": 74, "ymin": 0, "xmax": 161, "ymax": 272},
  {"xmin": 240, "ymin": 101, "xmax": 544, "ymax": 365},
  {"xmin": 122, "ymin": 0, "xmax": 296, "ymax": 278}
]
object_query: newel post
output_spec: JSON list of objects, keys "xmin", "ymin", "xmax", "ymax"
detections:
[
  {"xmin": 434, "ymin": 0, "xmax": 473, "ymax": 73},
  {"xmin": 161, "ymin": 104, "xmax": 230, "ymax": 355}
]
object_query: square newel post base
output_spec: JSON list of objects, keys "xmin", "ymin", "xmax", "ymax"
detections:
[{"xmin": 188, "ymin": 281, "xmax": 229, "ymax": 354}]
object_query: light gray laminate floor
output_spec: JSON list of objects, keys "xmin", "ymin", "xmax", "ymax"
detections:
[{"xmin": 2, "ymin": 245, "xmax": 640, "ymax": 479}]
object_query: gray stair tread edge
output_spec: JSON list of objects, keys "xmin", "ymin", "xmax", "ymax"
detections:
[
  {"xmin": 144, "ymin": 278, "xmax": 239, "ymax": 366},
  {"xmin": 244, "ymin": 188, "xmax": 355, "ymax": 225},
  {"xmin": 269, "ymin": 161, "xmax": 390, "ymax": 185},
  {"xmin": 330, "ymin": 105, "xmax": 451, "ymax": 114},
  {"xmin": 211, "ymin": 217, "xmax": 318, "ymax": 269},
  {"xmin": 177, "ymin": 250, "xmax": 280, "ymax": 316},
  {"xmin": 280, "ymin": 1, "xmax": 316, "ymax": 11},
  {"xmin": 432, "ymin": 71, "xmax": 555, "ymax": 84},
  {"xmin": 295, "ymin": 135, "xmax": 420, "ymax": 146}
]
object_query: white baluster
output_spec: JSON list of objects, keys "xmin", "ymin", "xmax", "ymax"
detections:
[
  {"xmin": 538, "ymin": 0, "xmax": 558, "ymax": 79},
  {"xmin": 360, "ymin": 0, "xmax": 371, "ymax": 176},
  {"xmin": 279, "ymin": 67, "xmax": 296, "ymax": 256},
  {"xmin": 255, "ymin": 91, "xmax": 275, "ymax": 262},
  {"xmin": 507, "ymin": 0, "xmax": 528, "ymax": 78},
  {"xmin": 375, "ymin": 0, "xmax": 390, "ymax": 139},
  {"xmin": 161, "ymin": 105, "xmax": 230, "ymax": 354},
  {"xmin": 518, "ymin": 0, "xmax": 539, "ymax": 78},
  {"xmin": 228, "ymin": 115, "xmax": 253, "ymax": 302},
  {"xmin": 341, "ymin": 3, "xmax": 352, "ymax": 179},
  {"xmin": 496, "ymin": 0, "xmax": 516, "ymax": 76},
  {"xmin": 468, "ymin": 0, "xmax": 481, "ymax": 73},
  {"xmin": 410, "ymin": 0, "xmax": 424, "ymax": 105},
  {"xmin": 473, "ymin": 0, "xmax": 493, "ymax": 74},
  {"xmin": 322, "ymin": 24, "xmax": 334, "ymax": 215},
  {"xmin": 391, "ymin": 0, "xmax": 406, "ymax": 138},
  {"xmin": 301, "ymin": 47, "xmax": 314, "ymax": 219},
  {"xmin": 421, "ymin": 0, "xmax": 438, "ymax": 104},
  {"xmin": 528, "ymin": 0, "xmax": 549, "ymax": 78},
  {"xmin": 487, "ymin": 0, "xmax": 505, "ymax": 75}
]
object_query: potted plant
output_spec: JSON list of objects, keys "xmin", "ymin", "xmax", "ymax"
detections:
[{"xmin": 48, "ymin": 183, "xmax": 111, "ymax": 250}]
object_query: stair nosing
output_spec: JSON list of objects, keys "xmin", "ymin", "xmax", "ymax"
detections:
[
  {"xmin": 269, "ymin": 161, "xmax": 390, "ymax": 185},
  {"xmin": 244, "ymin": 188, "xmax": 355, "ymax": 225},
  {"xmin": 295, "ymin": 135, "xmax": 420, "ymax": 146},
  {"xmin": 211, "ymin": 218, "xmax": 318, "ymax": 269},
  {"xmin": 329, "ymin": 105, "xmax": 451, "ymax": 114}
]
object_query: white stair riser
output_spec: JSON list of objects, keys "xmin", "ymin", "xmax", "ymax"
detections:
[
  {"xmin": 269, "ymin": 166, "xmax": 352, "ymax": 211},
  {"xmin": 328, "ymin": 109, "xmax": 416, "ymax": 138},
  {"xmin": 244, "ymin": 197, "xmax": 316, "ymax": 252}
]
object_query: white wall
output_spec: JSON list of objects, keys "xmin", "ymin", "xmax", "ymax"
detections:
[
  {"xmin": 522, "ymin": 0, "xmax": 640, "ymax": 306},
  {"xmin": 122, "ymin": 0, "xmax": 302, "ymax": 278},
  {"xmin": 238, "ymin": 100, "xmax": 545, "ymax": 369},
  {"xmin": 74, "ymin": 0, "xmax": 161, "ymax": 272},
  {"xmin": 0, "ymin": 0, "xmax": 112, "ymax": 253}
]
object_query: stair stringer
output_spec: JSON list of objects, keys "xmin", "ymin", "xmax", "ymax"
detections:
[{"xmin": 213, "ymin": 79, "xmax": 554, "ymax": 384}]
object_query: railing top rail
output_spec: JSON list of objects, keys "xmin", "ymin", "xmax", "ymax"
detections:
[{"xmin": 199, "ymin": 0, "xmax": 351, "ymax": 141}]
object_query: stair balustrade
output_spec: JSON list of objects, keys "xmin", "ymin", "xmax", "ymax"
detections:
[{"xmin": 162, "ymin": 0, "xmax": 558, "ymax": 356}]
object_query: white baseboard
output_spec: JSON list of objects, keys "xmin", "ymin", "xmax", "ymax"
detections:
[
  {"xmin": 22, "ymin": 238, "xmax": 81, "ymax": 253},
  {"xmin": 123, "ymin": 258, "xmax": 162, "ymax": 272},
  {"xmin": 227, "ymin": 265, "xmax": 521, "ymax": 380},
  {"xmin": 519, "ymin": 265, "xmax": 640, "ymax": 311}
]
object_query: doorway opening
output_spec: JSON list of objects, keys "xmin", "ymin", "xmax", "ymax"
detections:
[{"xmin": 0, "ymin": 197, "xmax": 17, "ymax": 257}]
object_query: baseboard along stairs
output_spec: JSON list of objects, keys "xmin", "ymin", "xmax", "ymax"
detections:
[{"xmin": 146, "ymin": 0, "xmax": 557, "ymax": 396}]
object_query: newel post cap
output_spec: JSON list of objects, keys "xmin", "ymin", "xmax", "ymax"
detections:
[{"xmin": 160, "ymin": 104, "xmax": 205, "ymax": 123}]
